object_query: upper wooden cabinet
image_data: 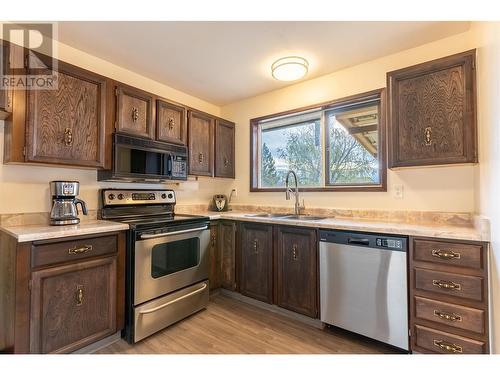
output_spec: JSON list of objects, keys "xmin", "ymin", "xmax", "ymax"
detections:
[
  {"xmin": 115, "ymin": 84, "xmax": 154, "ymax": 139},
  {"xmin": 188, "ymin": 110, "xmax": 214, "ymax": 176},
  {"xmin": 4, "ymin": 46, "xmax": 109, "ymax": 169},
  {"xmin": 0, "ymin": 40, "xmax": 12, "ymax": 120},
  {"xmin": 387, "ymin": 50, "xmax": 477, "ymax": 168},
  {"xmin": 156, "ymin": 99, "xmax": 187, "ymax": 145},
  {"xmin": 215, "ymin": 119, "xmax": 235, "ymax": 178}
]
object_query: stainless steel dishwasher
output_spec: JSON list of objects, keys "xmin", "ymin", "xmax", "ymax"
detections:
[{"xmin": 319, "ymin": 229, "xmax": 409, "ymax": 350}]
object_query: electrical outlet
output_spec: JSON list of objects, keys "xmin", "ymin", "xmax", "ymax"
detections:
[{"xmin": 393, "ymin": 184, "xmax": 404, "ymax": 199}]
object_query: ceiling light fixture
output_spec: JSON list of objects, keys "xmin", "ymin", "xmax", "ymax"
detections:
[{"xmin": 271, "ymin": 56, "xmax": 309, "ymax": 81}]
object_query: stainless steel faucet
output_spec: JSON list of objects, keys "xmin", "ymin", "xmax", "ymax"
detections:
[{"xmin": 285, "ymin": 170, "xmax": 305, "ymax": 215}]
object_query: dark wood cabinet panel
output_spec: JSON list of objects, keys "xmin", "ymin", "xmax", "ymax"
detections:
[
  {"xmin": 0, "ymin": 40, "xmax": 12, "ymax": 119},
  {"xmin": 156, "ymin": 99, "xmax": 187, "ymax": 145},
  {"xmin": 414, "ymin": 325, "xmax": 486, "ymax": 354},
  {"xmin": 214, "ymin": 119, "xmax": 235, "ymax": 178},
  {"xmin": 387, "ymin": 50, "xmax": 477, "ymax": 167},
  {"xmin": 219, "ymin": 221, "xmax": 237, "ymax": 291},
  {"xmin": 24, "ymin": 53, "xmax": 107, "ymax": 168},
  {"xmin": 188, "ymin": 110, "xmax": 214, "ymax": 176},
  {"xmin": 115, "ymin": 84, "xmax": 154, "ymax": 139},
  {"xmin": 276, "ymin": 226, "xmax": 317, "ymax": 318},
  {"xmin": 30, "ymin": 256, "xmax": 117, "ymax": 354},
  {"xmin": 209, "ymin": 222, "xmax": 221, "ymax": 290},
  {"xmin": 239, "ymin": 223, "xmax": 273, "ymax": 304}
]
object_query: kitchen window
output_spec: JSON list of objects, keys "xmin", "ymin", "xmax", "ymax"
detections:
[{"xmin": 250, "ymin": 89, "xmax": 386, "ymax": 192}]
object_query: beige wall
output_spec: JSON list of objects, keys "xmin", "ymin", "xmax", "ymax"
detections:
[
  {"xmin": 0, "ymin": 39, "xmax": 234, "ymax": 214},
  {"xmin": 472, "ymin": 21, "xmax": 500, "ymax": 353},
  {"xmin": 222, "ymin": 29, "xmax": 479, "ymax": 212}
]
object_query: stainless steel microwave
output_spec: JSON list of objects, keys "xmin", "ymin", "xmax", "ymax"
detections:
[{"xmin": 97, "ymin": 134, "xmax": 188, "ymax": 182}]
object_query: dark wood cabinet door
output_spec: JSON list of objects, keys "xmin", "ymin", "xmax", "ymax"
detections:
[
  {"xmin": 219, "ymin": 221, "xmax": 237, "ymax": 291},
  {"xmin": 116, "ymin": 84, "xmax": 154, "ymax": 139},
  {"xmin": 30, "ymin": 256, "xmax": 116, "ymax": 354},
  {"xmin": 239, "ymin": 223, "xmax": 273, "ymax": 304},
  {"xmin": 214, "ymin": 119, "xmax": 235, "ymax": 178},
  {"xmin": 188, "ymin": 110, "xmax": 214, "ymax": 176},
  {"xmin": 276, "ymin": 226, "xmax": 317, "ymax": 317},
  {"xmin": 156, "ymin": 99, "xmax": 187, "ymax": 145},
  {"xmin": 25, "ymin": 53, "xmax": 107, "ymax": 168},
  {"xmin": 0, "ymin": 40, "xmax": 12, "ymax": 119},
  {"xmin": 209, "ymin": 222, "xmax": 221, "ymax": 290},
  {"xmin": 387, "ymin": 50, "xmax": 477, "ymax": 168}
]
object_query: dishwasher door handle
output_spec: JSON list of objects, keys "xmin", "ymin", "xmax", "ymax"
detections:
[{"xmin": 347, "ymin": 238, "xmax": 370, "ymax": 246}]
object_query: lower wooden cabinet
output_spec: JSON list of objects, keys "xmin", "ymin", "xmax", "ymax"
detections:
[
  {"xmin": 30, "ymin": 257, "xmax": 117, "ymax": 353},
  {"xmin": 0, "ymin": 231, "xmax": 126, "ymax": 354},
  {"xmin": 208, "ymin": 222, "xmax": 221, "ymax": 290},
  {"xmin": 276, "ymin": 226, "xmax": 318, "ymax": 318},
  {"xmin": 409, "ymin": 236, "xmax": 489, "ymax": 354},
  {"xmin": 239, "ymin": 222, "xmax": 273, "ymax": 303},
  {"xmin": 219, "ymin": 221, "xmax": 237, "ymax": 291}
]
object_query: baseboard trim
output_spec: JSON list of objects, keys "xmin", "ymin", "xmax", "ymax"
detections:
[
  {"xmin": 218, "ymin": 289, "xmax": 324, "ymax": 329},
  {"xmin": 73, "ymin": 332, "xmax": 121, "ymax": 354}
]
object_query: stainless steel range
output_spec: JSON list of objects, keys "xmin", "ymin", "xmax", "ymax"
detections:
[{"xmin": 100, "ymin": 189, "xmax": 210, "ymax": 343}]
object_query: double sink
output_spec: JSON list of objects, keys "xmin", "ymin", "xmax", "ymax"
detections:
[{"xmin": 244, "ymin": 213, "xmax": 326, "ymax": 221}]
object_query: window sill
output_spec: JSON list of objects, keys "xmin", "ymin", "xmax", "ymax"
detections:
[{"xmin": 250, "ymin": 185, "xmax": 387, "ymax": 192}]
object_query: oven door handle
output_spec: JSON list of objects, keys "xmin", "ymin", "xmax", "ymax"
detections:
[
  {"xmin": 138, "ymin": 283, "xmax": 208, "ymax": 315},
  {"xmin": 139, "ymin": 225, "xmax": 208, "ymax": 239}
]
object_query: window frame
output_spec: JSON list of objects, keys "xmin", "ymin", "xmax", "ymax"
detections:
[{"xmin": 249, "ymin": 88, "xmax": 387, "ymax": 192}]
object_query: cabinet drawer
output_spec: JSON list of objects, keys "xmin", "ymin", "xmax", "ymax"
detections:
[
  {"xmin": 414, "ymin": 325, "xmax": 486, "ymax": 354},
  {"xmin": 415, "ymin": 296, "xmax": 485, "ymax": 334},
  {"xmin": 413, "ymin": 239, "xmax": 483, "ymax": 269},
  {"xmin": 414, "ymin": 268, "xmax": 484, "ymax": 302},
  {"xmin": 32, "ymin": 235, "xmax": 117, "ymax": 268}
]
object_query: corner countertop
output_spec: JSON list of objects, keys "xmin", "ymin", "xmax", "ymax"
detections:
[
  {"xmin": 0, "ymin": 220, "xmax": 130, "ymax": 243},
  {"xmin": 179, "ymin": 210, "xmax": 489, "ymax": 242}
]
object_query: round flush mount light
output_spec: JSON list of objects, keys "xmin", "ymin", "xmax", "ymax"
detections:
[{"xmin": 271, "ymin": 56, "xmax": 309, "ymax": 81}]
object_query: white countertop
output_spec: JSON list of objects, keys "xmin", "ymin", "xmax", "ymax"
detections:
[
  {"xmin": 0, "ymin": 220, "xmax": 129, "ymax": 242},
  {"xmin": 181, "ymin": 211, "xmax": 488, "ymax": 242}
]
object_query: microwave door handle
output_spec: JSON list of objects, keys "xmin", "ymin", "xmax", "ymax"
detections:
[{"xmin": 139, "ymin": 225, "xmax": 209, "ymax": 239}]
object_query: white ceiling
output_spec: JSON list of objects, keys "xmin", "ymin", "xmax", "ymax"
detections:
[{"xmin": 57, "ymin": 21, "xmax": 470, "ymax": 106}]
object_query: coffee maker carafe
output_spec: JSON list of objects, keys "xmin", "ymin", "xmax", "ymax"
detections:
[{"xmin": 49, "ymin": 181, "xmax": 88, "ymax": 225}]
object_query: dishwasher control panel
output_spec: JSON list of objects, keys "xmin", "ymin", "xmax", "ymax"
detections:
[{"xmin": 376, "ymin": 238, "xmax": 403, "ymax": 250}]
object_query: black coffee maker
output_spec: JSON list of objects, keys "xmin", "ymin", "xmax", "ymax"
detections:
[{"xmin": 49, "ymin": 181, "xmax": 88, "ymax": 225}]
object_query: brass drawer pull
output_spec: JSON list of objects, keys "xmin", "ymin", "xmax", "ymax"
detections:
[
  {"xmin": 433, "ymin": 339, "xmax": 463, "ymax": 353},
  {"xmin": 253, "ymin": 239, "xmax": 258, "ymax": 254},
  {"xmin": 424, "ymin": 127, "xmax": 432, "ymax": 146},
  {"xmin": 131, "ymin": 107, "xmax": 139, "ymax": 122},
  {"xmin": 68, "ymin": 244, "xmax": 93, "ymax": 255},
  {"xmin": 64, "ymin": 128, "xmax": 73, "ymax": 146},
  {"xmin": 433, "ymin": 310, "xmax": 462, "ymax": 322},
  {"xmin": 432, "ymin": 249, "xmax": 461, "ymax": 260},
  {"xmin": 168, "ymin": 117, "xmax": 175, "ymax": 130},
  {"xmin": 224, "ymin": 157, "xmax": 229, "ymax": 167},
  {"xmin": 292, "ymin": 244, "xmax": 298, "ymax": 261},
  {"xmin": 76, "ymin": 285, "xmax": 84, "ymax": 306},
  {"xmin": 432, "ymin": 279, "xmax": 461, "ymax": 290},
  {"xmin": 198, "ymin": 153, "xmax": 204, "ymax": 163}
]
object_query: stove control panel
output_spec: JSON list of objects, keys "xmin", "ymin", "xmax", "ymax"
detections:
[{"xmin": 102, "ymin": 189, "xmax": 175, "ymax": 206}]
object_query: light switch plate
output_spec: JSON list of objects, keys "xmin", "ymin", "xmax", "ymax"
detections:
[{"xmin": 393, "ymin": 184, "xmax": 404, "ymax": 199}]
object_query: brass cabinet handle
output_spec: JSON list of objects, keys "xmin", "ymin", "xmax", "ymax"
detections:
[
  {"xmin": 253, "ymin": 239, "xmax": 258, "ymax": 254},
  {"xmin": 168, "ymin": 117, "xmax": 175, "ymax": 130},
  {"xmin": 68, "ymin": 244, "xmax": 93, "ymax": 255},
  {"xmin": 433, "ymin": 310, "xmax": 462, "ymax": 322},
  {"xmin": 433, "ymin": 340, "xmax": 463, "ymax": 353},
  {"xmin": 432, "ymin": 249, "xmax": 461, "ymax": 260},
  {"xmin": 211, "ymin": 234, "xmax": 216, "ymax": 247},
  {"xmin": 292, "ymin": 244, "xmax": 298, "ymax": 261},
  {"xmin": 424, "ymin": 127, "xmax": 432, "ymax": 146},
  {"xmin": 63, "ymin": 128, "xmax": 73, "ymax": 146},
  {"xmin": 223, "ymin": 157, "xmax": 229, "ymax": 167},
  {"xmin": 76, "ymin": 286, "xmax": 84, "ymax": 306},
  {"xmin": 131, "ymin": 107, "xmax": 139, "ymax": 122},
  {"xmin": 198, "ymin": 153, "xmax": 204, "ymax": 163},
  {"xmin": 432, "ymin": 279, "xmax": 461, "ymax": 290}
]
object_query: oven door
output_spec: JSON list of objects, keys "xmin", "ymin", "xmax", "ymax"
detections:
[{"xmin": 134, "ymin": 223, "xmax": 210, "ymax": 305}]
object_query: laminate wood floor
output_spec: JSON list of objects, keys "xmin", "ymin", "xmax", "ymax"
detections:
[{"xmin": 98, "ymin": 293, "xmax": 401, "ymax": 354}]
